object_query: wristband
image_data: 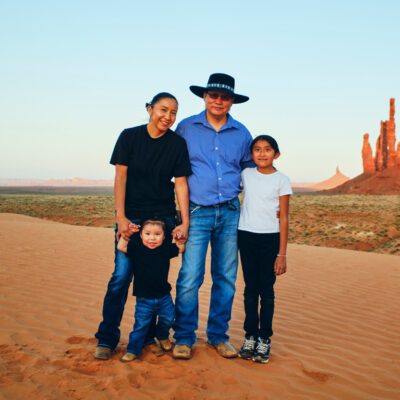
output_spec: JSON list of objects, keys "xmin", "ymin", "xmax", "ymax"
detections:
[{"xmin": 277, "ymin": 254, "xmax": 287, "ymax": 257}]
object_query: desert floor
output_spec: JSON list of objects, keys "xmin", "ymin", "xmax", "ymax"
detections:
[
  {"xmin": 0, "ymin": 213, "xmax": 399, "ymax": 400},
  {"xmin": 1, "ymin": 192, "xmax": 399, "ymax": 255}
]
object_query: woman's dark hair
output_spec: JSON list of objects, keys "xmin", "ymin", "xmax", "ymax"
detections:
[
  {"xmin": 250, "ymin": 135, "xmax": 280, "ymax": 154},
  {"xmin": 145, "ymin": 92, "xmax": 178, "ymax": 109}
]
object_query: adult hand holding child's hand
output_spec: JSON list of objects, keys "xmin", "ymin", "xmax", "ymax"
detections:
[
  {"xmin": 116, "ymin": 216, "xmax": 139, "ymax": 241},
  {"xmin": 172, "ymin": 223, "xmax": 189, "ymax": 245}
]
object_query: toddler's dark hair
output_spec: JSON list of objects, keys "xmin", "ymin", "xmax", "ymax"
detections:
[
  {"xmin": 145, "ymin": 92, "xmax": 178, "ymax": 109},
  {"xmin": 141, "ymin": 219, "xmax": 166, "ymax": 234},
  {"xmin": 250, "ymin": 135, "xmax": 280, "ymax": 154}
]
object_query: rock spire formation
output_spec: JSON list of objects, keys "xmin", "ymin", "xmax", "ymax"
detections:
[
  {"xmin": 362, "ymin": 133, "xmax": 375, "ymax": 173},
  {"xmin": 329, "ymin": 98, "xmax": 399, "ymax": 195},
  {"xmin": 362, "ymin": 98, "xmax": 399, "ymax": 172}
]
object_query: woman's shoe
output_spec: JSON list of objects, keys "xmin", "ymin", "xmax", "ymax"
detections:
[
  {"xmin": 120, "ymin": 352, "xmax": 138, "ymax": 363},
  {"xmin": 94, "ymin": 346, "xmax": 112, "ymax": 360}
]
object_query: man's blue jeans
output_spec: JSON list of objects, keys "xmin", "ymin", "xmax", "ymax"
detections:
[
  {"xmin": 173, "ymin": 198, "xmax": 240, "ymax": 346},
  {"xmin": 127, "ymin": 294, "xmax": 174, "ymax": 356},
  {"xmin": 95, "ymin": 215, "xmax": 175, "ymax": 350}
]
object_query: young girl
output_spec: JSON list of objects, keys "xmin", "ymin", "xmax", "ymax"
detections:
[{"xmin": 238, "ymin": 135, "xmax": 292, "ymax": 363}]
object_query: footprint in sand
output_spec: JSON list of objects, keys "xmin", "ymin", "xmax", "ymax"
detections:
[
  {"xmin": 65, "ymin": 348, "xmax": 88, "ymax": 357},
  {"xmin": 66, "ymin": 336, "xmax": 97, "ymax": 345},
  {"xmin": 302, "ymin": 368, "xmax": 331, "ymax": 382}
]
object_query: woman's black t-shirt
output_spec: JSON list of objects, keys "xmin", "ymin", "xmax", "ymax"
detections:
[{"xmin": 110, "ymin": 125, "xmax": 192, "ymax": 218}]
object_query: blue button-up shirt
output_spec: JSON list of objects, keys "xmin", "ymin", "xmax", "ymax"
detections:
[{"xmin": 175, "ymin": 110, "xmax": 254, "ymax": 206}]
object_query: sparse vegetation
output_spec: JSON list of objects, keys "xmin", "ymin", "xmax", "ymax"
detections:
[
  {"xmin": 1, "ymin": 191, "xmax": 399, "ymax": 255},
  {"xmin": 289, "ymin": 194, "xmax": 400, "ymax": 255},
  {"xmin": 0, "ymin": 193, "xmax": 115, "ymax": 228}
]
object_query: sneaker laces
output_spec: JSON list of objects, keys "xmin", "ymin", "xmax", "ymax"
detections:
[
  {"xmin": 256, "ymin": 339, "xmax": 270, "ymax": 355},
  {"xmin": 242, "ymin": 337, "xmax": 256, "ymax": 351}
]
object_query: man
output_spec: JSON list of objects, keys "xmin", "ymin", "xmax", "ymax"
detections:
[{"xmin": 173, "ymin": 73, "xmax": 253, "ymax": 359}]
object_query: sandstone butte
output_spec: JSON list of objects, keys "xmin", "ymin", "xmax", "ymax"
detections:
[
  {"xmin": 311, "ymin": 166, "xmax": 349, "ymax": 190},
  {"xmin": 330, "ymin": 98, "xmax": 400, "ymax": 195}
]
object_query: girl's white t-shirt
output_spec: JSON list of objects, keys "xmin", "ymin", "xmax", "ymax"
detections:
[{"xmin": 238, "ymin": 168, "xmax": 293, "ymax": 233}]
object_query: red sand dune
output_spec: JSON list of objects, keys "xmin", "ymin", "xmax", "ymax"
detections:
[{"xmin": 0, "ymin": 213, "xmax": 399, "ymax": 399}]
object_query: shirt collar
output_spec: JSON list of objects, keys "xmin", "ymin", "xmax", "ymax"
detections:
[{"xmin": 193, "ymin": 110, "xmax": 240, "ymax": 131}]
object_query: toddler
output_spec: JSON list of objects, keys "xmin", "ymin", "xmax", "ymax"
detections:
[{"xmin": 117, "ymin": 219, "xmax": 184, "ymax": 362}]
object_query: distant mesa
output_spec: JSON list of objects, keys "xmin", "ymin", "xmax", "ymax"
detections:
[
  {"xmin": 0, "ymin": 177, "xmax": 113, "ymax": 187},
  {"xmin": 291, "ymin": 167, "xmax": 349, "ymax": 192},
  {"xmin": 330, "ymin": 98, "xmax": 400, "ymax": 195},
  {"xmin": 311, "ymin": 166, "xmax": 349, "ymax": 190}
]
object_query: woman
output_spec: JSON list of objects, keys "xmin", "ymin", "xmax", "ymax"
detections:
[{"xmin": 94, "ymin": 92, "xmax": 192, "ymax": 360}]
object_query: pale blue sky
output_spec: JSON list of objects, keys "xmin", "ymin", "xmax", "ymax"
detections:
[{"xmin": 1, "ymin": 0, "xmax": 399, "ymax": 182}]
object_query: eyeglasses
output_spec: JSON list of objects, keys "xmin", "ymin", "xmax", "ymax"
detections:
[{"xmin": 207, "ymin": 92, "xmax": 233, "ymax": 101}]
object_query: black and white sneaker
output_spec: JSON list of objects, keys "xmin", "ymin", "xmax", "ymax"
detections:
[
  {"xmin": 253, "ymin": 337, "xmax": 271, "ymax": 364},
  {"xmin": 238, "ymin": 336, "xmax": 256, "ymax": 360}
]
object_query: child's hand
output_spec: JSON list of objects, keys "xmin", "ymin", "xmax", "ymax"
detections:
[
  {"xmin": 274, "ymin": 255, "xmax": 287, "ymax": 275},
  {"xmin": 176, "ymin": 242, "xmax": 186, "ymax": 253},
  {"xmin": 117, "ymin": 237, "xmax": 129, "ymax": 253},
  {"xmin": 175, "ymin": 237, "xmax": 187, "ymax": 246},
  {"xmin": 128, "ymin": 223, "xmax": 141, "ymax": 235}
]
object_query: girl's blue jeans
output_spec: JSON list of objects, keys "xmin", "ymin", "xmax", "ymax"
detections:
[
  {"xmin": 95, "ymin": 215, "xmax": 175, "ymax": 350},
  {"xmin": 127, "ymin": 294, "xmax": 174, "ymax": 355},
  {"xmin": 173, "ymin": 198, "xmax": 240, "ymax": 346}
]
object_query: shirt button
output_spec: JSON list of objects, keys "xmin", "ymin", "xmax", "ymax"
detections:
[
  {"xmin": 219, "ymin": 193, "xmax": 222, "ymax": 196},
  {"xmin": 217, "ymin": 162, "xmax": 220, "ymax": 165},
  {"xmin": 215, "ymin": 147, "xmax": 219, "ymax": 150},
  {"xmin": 218, "ymin": 178, "xmax": 222, "ymax": 180}
]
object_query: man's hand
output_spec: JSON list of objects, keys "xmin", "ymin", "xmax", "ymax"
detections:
[{"xmin": 172, "ymin": 223, "xmax": 189, "ymax": 244}]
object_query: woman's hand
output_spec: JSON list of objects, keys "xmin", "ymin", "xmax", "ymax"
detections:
[
  {"xmin": 116, "ymin": 215, "xmax": 133, "ymax": 241},
  {"xmin": 172, "ymin": 223, "xmax": 189, "ymax": 244},
  {"xmin": 174, "ymin": 177, "xmax": 189, "ymax": 244},
  {"xmin": 114, "ymin": 164, "xmax": 130, "ymax": 241},
  {"xmin": 274, "ymin": 255, "xmax": 287, "ymax": 276}
]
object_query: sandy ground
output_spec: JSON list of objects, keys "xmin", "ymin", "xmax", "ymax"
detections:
[{"xmin": 0, "ymin": 213, "xmax": 399, "ymax": 400}]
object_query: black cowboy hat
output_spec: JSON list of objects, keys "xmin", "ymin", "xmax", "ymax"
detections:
[{"xmin": 190, "ymin": 73, "xmax": 249, "ymax": 104}]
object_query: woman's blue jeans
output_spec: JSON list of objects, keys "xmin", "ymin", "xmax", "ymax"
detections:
[
  {"xmin": 173, "ymin": 198, "xmax": 240, "ymax": 347},
  {"xmin": 95, "ymin": 215, "xmax": 175, "ymax": 350}
]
